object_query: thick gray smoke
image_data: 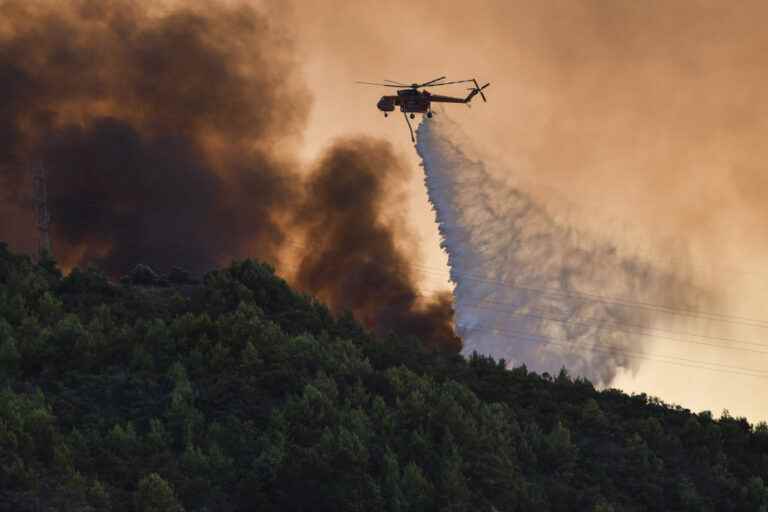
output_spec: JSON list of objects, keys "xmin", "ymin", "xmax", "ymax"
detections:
[{"xmin": 416, "ymin": 116, "xmax": 710, "ymax": 384}]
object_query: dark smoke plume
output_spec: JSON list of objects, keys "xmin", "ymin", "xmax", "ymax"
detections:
[
  {"xmin": 0, "ymin": 0, "xmax": 459, "ymax": 350},
  {"xmin": 294, "ymin": 139, "xmax": 460, "ymax": 351},
  {"xmin": 0, "ymin": 0, "xmax": 307, "ymax": 274}
]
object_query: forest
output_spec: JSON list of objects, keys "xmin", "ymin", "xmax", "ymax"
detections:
[{"xmin": 1, "ymin": 242, "xmax": 767, "ymax": 511}]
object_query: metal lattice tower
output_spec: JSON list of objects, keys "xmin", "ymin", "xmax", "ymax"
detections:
[{"xmin": 32, "ymin": 163, "xmax": 51, "ymax": 258}]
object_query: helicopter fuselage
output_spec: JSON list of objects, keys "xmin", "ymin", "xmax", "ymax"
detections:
[{"xmin": 377, "ymin": 89, "xmax": 430, "ymax": 113}]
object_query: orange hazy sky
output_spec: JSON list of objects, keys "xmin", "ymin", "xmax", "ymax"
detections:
[{"xmin": 263, "ymin": 0, "xmax": 768, "ymax": 421}]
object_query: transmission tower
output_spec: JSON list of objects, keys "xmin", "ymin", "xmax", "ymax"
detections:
[{"xmin": 32, "ymin": 163, "xmax": 51, "ymax": 258}]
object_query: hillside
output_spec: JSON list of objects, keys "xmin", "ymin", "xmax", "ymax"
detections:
[{"xmin": 1, "ymin": 243, "xmax": 767, "ymax": 511}]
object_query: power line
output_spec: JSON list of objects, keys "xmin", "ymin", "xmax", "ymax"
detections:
[
  {"xmin": 410, "ymin": 261, "xmax": 768, "ymax": 329},
  {"xmin": 275, "ymin": 255, "xmax": 768, "ymax": 358},
  {"xmin": 404, "ymin": 284, "xmax": 768, "ymax": 354},
  {"xmin": 148, "ymin": 250, "xmax": 768, "ymax": 377},
  {"xmin": 451, "ymin": 296, "xmax": 768, "ymax": 350},
  {"xmin": 280, "ymin": 258, "xmax": 768, "ymax": 377},
  {"xmin": 279, "ymin": 238, "xmax": 768, "ymax": 331},
  {"xmin": 456, "ymin": 301, "xmax": 768, "ymax": 354},
  {"xmin": 463, "ymin": 325, "xmax": 768, "ymax": 380}
]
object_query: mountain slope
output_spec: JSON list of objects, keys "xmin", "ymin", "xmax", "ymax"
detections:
[{"xmin": 1, "ymin": 243, "xmax": 767, "ymax": 511}]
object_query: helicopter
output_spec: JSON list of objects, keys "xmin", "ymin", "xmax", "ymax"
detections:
[{"xmin": 357, "ymin": 76, "xmax": 490, "ymax": 142}]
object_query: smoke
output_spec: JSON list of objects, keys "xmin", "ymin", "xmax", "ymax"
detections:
[
  {"xmin": 286, "ymin": 0, "xmax": 768, "ymax": 306},
  {"xmin": 0, "ymin": 0, "xmax": 459, "ymax": 350},
  {"xmin": 417, "ymin": 116, "xmax": 713, "ymax": 384},
  {"xmin": 294, "ymin": 138, "xmax": 460, "ymax": 351},
  {"xmin": 0, "ymin": 0, "xmax": 306, "ymax": 274},
  {"xmin": 274, "ymin": 0, "xmax": 768, "ymax": 418}
]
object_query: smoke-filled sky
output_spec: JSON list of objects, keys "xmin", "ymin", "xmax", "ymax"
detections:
[
  {"xmin": 4, "ymin": 0, "xmax": 768, "ymax": 419},
  {"xmin": 283, "ymin": 0, "xmax": 768, "ymax": 421},
  {"xmin": 287, "ymin": 0, "xmax": 768, "ymax": 264}
]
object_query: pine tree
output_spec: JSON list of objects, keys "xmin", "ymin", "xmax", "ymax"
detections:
[{"xmin": 136, "ymin": 473, "xmax": 184, "ymax": 512}]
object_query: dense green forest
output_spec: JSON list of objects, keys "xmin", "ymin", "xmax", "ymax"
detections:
[{"xmin": 1, "ymin": 243, "xmax": 768, "ymax": 511}]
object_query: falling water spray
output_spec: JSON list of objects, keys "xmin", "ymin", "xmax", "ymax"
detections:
[{"xmin": 416, "ymin": 116, "xmax": 708, "ymax": 384}]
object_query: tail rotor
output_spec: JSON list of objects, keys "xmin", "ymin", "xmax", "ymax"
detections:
[{"xmin": 472, "ymin": 79, "xmax": 490, "ymax": 102}]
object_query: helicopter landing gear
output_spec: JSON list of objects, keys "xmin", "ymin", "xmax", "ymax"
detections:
[
  {"xmin": 427, "ymin": 111, "xmax": 433, "ymax": 118},
  {"xmin": 410, "ymin": 113, "xmax": 415, "ymax": 119},
  {"xmin": 384, "ymin": 113, "xmax": 388, "ymax": 117}
]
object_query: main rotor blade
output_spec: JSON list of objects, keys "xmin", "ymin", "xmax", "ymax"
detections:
[
  {"xmin": 356, "ymin": 81, "xmax": 403, "ymax": 88},
  {"xmin": 417, "ymin": 76, "xmax": 447, "ymax": 87},
  {"xmin": 384, "ymin": 79, "xmax": 408, "ymax": 86},
  {"xmin": 421, "ymin": 79, "xmax": 476, "ymax": 87}
]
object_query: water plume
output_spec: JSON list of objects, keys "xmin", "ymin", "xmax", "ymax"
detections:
[{"xmin": 417, "ymin": 116, "xmax": 710, "ymax": 383}]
